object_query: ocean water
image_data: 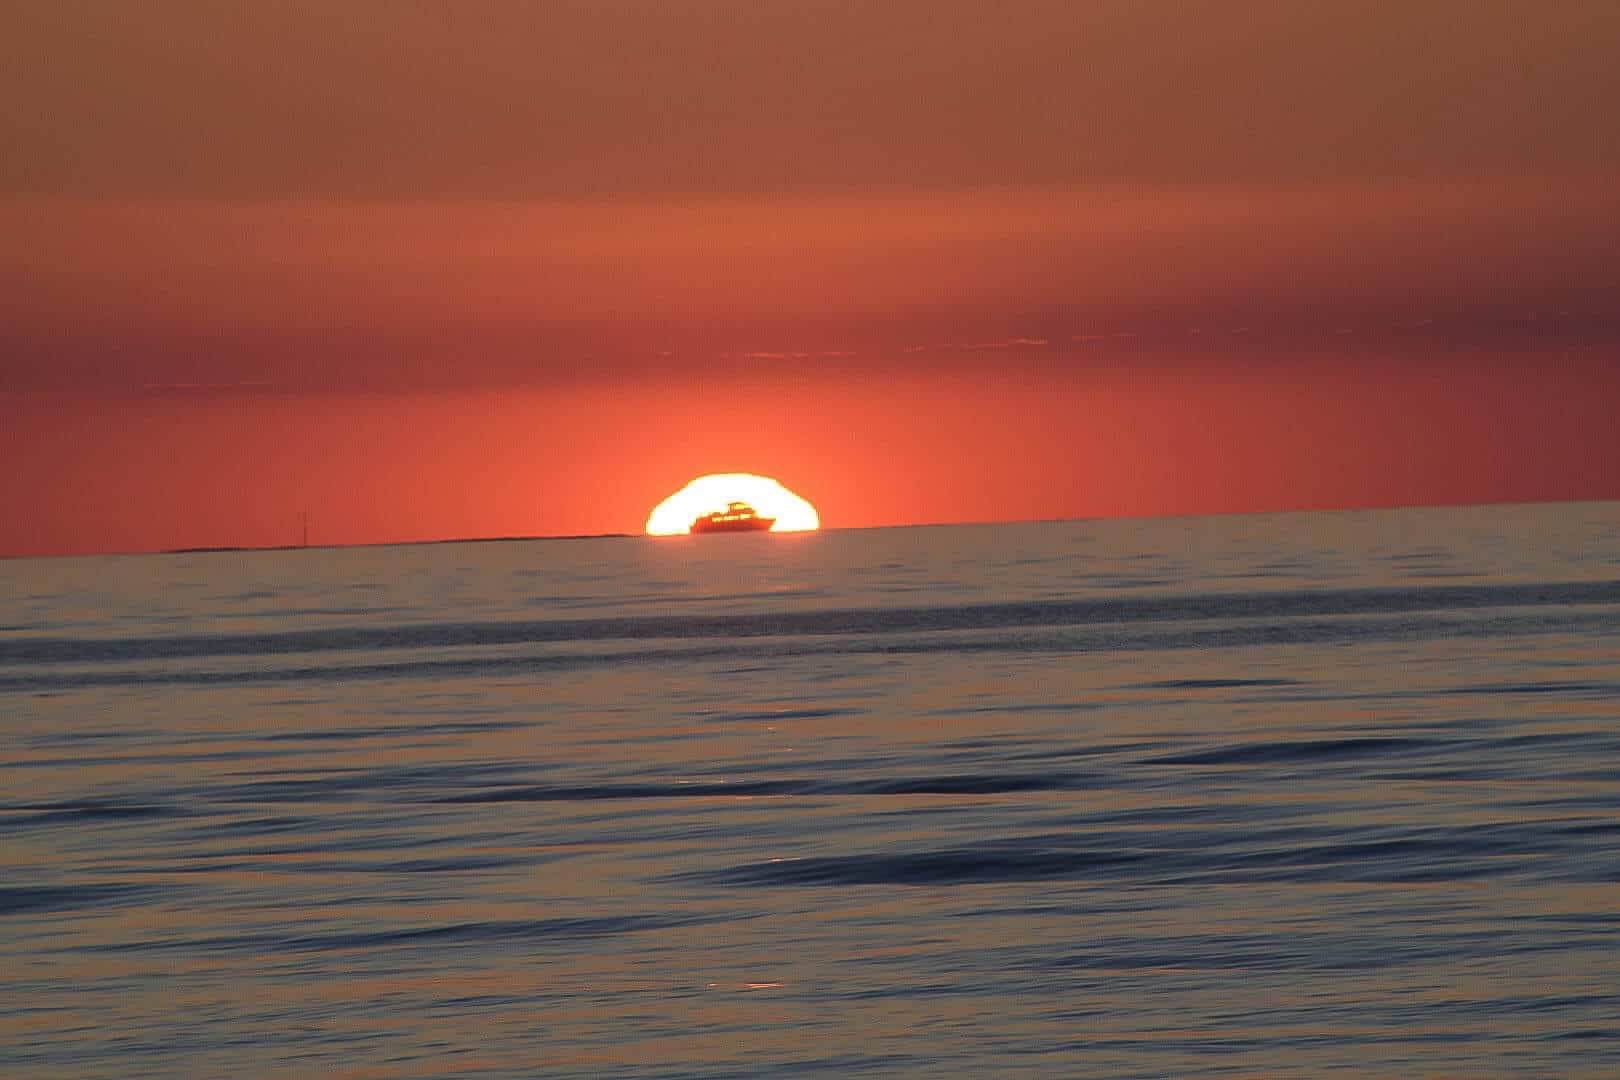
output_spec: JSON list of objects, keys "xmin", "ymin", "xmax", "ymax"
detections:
[{"xmin": 3, "ymin": 502, "xmax": 1619, "ymax": 1078}]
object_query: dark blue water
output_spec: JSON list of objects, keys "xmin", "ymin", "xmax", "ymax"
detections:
[{"xmin": 3, "ymin": 503, "xmax": 1618, "ymax": 1077}]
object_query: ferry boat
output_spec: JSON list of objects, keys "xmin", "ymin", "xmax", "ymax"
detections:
[{"xmin": 690, "ymin": 502, "xmax": 776, "ymax": 534}]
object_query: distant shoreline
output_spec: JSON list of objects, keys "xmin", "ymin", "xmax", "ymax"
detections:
[
  {"xmin": 162, "ymin": 533, "xmax": 637, "ymax": 555},
  {"xmin": 4, "ymin": 495, "xmax": 1617, "ymax": 561}
]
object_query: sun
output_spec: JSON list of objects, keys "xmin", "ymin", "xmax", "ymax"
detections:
[{"xmin": 646, "ymin": 473, "xmax": 820, "ymax": 535}]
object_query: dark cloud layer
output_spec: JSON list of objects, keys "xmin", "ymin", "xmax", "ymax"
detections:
[
  {"xmin": 4, "ymin": 2, "xmax": 1617, "ymax": 199},
  {"xmin": 3, "ymin": 183, "xmax": 1616, "ymax": 394}
]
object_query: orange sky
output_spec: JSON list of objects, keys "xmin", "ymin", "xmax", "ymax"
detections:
[
  {"xmin": 3, "ymin": 3, "xmax": 1618, "ymax": 556},
  {"xmin": 6, "ymin": 354, "xmax": 1617, "ymax": 557}
]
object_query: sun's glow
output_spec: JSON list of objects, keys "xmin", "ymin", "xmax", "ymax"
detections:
[{"xmin": 646, "ymin": 473, "xmax": 820, "ymax": 535}]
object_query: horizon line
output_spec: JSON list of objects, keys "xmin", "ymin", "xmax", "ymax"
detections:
[{"xmin": 3, "ymin": 494, "xmax": 1616, "ymax": 563}]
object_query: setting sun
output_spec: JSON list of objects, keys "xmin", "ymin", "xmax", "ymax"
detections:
[{"xmin": 645, "ymin": 473, "xmax": 820, "ymax": 535}]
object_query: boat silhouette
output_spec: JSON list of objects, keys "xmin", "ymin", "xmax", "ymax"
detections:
[{"xmin": 690, "ymin": 502, "xmax": 776, "ymax": 534}]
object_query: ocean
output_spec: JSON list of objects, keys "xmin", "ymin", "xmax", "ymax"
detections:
[{"xmin": 3, "ymin": 501, "xmax": 1618, "ymax": 1078}]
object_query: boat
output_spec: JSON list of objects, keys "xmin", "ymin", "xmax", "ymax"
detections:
[{"xmin": 690, "ymin": 501, "xmax": 776, "ymax": 534}]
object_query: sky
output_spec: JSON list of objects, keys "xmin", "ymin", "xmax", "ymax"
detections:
[{"xmin": 3, "ymin": 1, "xmax": 1619, "ymax": 556}]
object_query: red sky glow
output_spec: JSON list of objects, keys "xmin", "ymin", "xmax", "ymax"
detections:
[{"xmin": 3, "ymin": 2, "xmax": 1618, "ymax": 556}]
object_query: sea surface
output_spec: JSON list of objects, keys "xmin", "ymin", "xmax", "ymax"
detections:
[{"xmin": 3, "ymin": 502, "xmax": 1619, "ymax": 1078}]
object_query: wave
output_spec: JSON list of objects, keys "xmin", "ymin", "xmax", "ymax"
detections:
[
  {"xmin": 437, "ymin": 772, "xmax": 1081, "ymax": 804},
  {"xmin": 695, "ymin": 820, "xmax": 1620, "ymax": 888},
  {"xmin": 79, "ymin": 913, "xmax": 718, "ymax": 955},
  {"xmin": 1151, "ymin": 735, "xmax": 1440, "ymax": 765},
  {"xmin": 4, "ymin": 608, "xmax": 1617, "ymax": 692},
  {"xmin": 0, "ymin": 883, "xmax": 167, "ymax": 916},
  {"xmin": 4, "ymin": 578, "xmax": 1618, "ymax": 666}
]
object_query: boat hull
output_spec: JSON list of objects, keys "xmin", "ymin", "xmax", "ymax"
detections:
[{"xmin": 690, "ymin": 517, "xmax": 776, "ymax": 534}]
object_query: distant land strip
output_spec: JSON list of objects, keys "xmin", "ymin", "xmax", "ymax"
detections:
[{"xmin": 163, "ymin": 534, "xmax": 635, "ymax": 555}]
